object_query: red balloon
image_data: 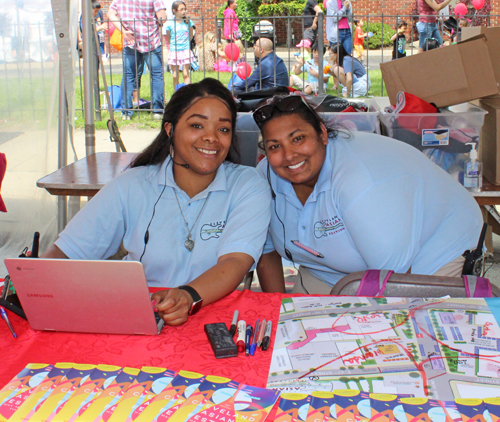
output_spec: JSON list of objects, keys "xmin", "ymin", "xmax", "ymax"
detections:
[
  {"xmin": 454, "ymin": 3, "xmax": 467, "ymax": 16},
  {"xmin": 224, "ymin": 43, "xmax": 240, "ymax": 62},
  {"xmin": 236, "ymin": 62, "xmax": 252, "ymax": 80},
  {"xmin": 107, "ymin": 22, "xmax": 116, "ymax": 37},
  {"xmin": 473, "ymin": 0, "xmax": 485, "ymax": 10}
]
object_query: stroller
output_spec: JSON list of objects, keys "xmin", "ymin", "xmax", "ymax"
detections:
[{"xmin": 252, "ymin": 20, "xmax": 275, "ymax": 43}]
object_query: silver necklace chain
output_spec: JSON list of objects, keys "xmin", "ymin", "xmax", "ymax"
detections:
[{"xmin": 174, "ymin": 190, "xmax": 211, "ymax": 252}]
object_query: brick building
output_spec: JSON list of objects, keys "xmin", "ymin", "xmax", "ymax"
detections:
[{"xmin": 98, "ymin": 0, "xmax": 497, "ymax": 45}]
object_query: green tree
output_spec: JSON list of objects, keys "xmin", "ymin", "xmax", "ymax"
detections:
[{"xmin": 363, "ymin": 22, "xmax": 395, "ymax": 49}]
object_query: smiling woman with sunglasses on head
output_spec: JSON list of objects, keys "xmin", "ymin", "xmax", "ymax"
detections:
[
  {"xmin": 254, "ymin": 95, "xmax": 483, "ymax": 294},
  {"xmin": 41, "ymin": 78, "xmax": 271, "ymax": 325}
]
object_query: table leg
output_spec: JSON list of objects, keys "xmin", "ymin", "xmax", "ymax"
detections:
[{"xmin": 68, "ymin": 196, "xmax": 81, "ymax": 222}]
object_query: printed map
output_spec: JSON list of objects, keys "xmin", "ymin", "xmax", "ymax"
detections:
[{"xmin": 267, "ymin": 297, "xmax": 500, "ymax": 400}]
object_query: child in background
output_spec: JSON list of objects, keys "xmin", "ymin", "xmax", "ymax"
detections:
[
  {"xmin": 453, "ymin": 18, "xmax": 468, "ymax": 43},
  {"xmin": 353, "ymin": 19, "xmax": 368, "ymax": 63},
  {"xmin": 165, "ymin": 0, "xmax": 195, "ymax": 88},
  {"xmin": 391, "ymin": 20, "xmax": 407, "ymax": 60},
  {"xmin": 214, "ymin": 40, "xmax": 232, "ymax": 72},
  {"xmin": 199, "ymin": 31, "xmax": 217, "ymax": 71},
  {"xmin": 289, "ymin": 42, "xmax": 329, "ymax": 95}
]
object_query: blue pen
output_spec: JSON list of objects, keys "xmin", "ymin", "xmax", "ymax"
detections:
[
  {"xmin": 250, "ymin": 319, "xmax": 259, "ymax": 356},
  {"xmin": 1, "ymin": 307, "xmax": 17, "ymax": 338},
  {"xmin": 245, "ymin": 325, "xmax": 253, "ymax": 356}
]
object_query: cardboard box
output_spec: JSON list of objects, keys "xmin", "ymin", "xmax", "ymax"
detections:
[
  {"xmin": 479, "ymin": 98, "xmax": 500, "ymax": 185},
  {"xmin": 461, "ymin": 27, "xmax": 500, "ymax": 99},
  {"xmin": 380, "ymin": 35, "xmax": 498, "ymax": 108}
]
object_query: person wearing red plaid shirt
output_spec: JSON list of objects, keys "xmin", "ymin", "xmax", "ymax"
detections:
[{"xmin": 108, "ymin": 0, "xmax": 167, "ymax": 120}]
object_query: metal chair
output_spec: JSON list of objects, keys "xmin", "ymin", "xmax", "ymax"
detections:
[{"xmin": 330, "ymin": 271, "xmax": 500, "ymax": 297}]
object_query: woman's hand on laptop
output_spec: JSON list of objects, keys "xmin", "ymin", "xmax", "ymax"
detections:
[{"xmin": 151, "ymin": 289, "xmax": 192, "ymax": 326}]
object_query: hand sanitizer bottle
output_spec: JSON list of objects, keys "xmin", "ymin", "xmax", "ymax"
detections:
[{"xmin": 464, "ymin": 142, "xmax": 482, "ymax": 192}]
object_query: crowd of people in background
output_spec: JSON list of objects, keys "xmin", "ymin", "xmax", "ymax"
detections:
[{"xmin": 70, "ymin": 0, "xmax": 476, "ymax": 118}]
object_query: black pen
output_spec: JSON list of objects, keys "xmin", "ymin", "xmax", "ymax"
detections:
[
  {"xmin": 229, "ymin": 310, "xmax": 238, "ymax": 336},
  {"xmin": 1, "ymin": 307, "xmax": 17, "ymax": 338},
  {"xmin": 262, "ymin": 321, "xmax": 272, "ymax": 351}
]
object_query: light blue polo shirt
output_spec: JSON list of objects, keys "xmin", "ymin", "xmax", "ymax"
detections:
[
  {"xmin": 56, "ymin": 158, "xmax": 272, "ymax": 288},
  {"xmin": 257, "ymin": 131, "xmax": 483, "ymax": 287}
]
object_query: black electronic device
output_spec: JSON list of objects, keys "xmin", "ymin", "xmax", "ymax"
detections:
[
  {"xmin": 204, "ymin": 322, "xmax": 238, "ymax": 359},
  {"xmin": 0, "ymin": 275, "xmax": 26, "ymax": 319},
  {"xmin": 462, "ymin": 223, "xmax": 487, "ymax": 276}
]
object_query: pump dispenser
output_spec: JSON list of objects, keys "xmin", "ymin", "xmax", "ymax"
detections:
[{"xmin": 464, "ymin": 143, "xmax": 482, "ymax": 192}]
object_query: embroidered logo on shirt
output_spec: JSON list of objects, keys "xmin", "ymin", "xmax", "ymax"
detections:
[
  {"xmin": 314, "ymin": 216, "xmax": 345, "ymax": 238},
  {"xmin": 200, "ymin": 221, "xmax": 226, "ymax": 240}
]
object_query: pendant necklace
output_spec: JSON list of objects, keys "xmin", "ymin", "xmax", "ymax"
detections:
[{"xmin": 174, "ymin": 190, "xmax": 211, "ymax": 252}]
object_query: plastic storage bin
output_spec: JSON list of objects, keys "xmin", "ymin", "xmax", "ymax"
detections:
[
  {"xmin": 321, "ymin": 98, "xmax": 381, "ymax": 134},
  {"xmin": 379, "ymin": 102, "xmax": 487, "ymax": 181},
  {"xmin": 235, "ymin": 98, "xmax": 382, "ymax": 167}
]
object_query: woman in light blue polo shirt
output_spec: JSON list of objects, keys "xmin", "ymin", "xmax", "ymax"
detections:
[
  {"xmin": 253, "ymin": 95, "xmax": 482, "ymax": 294},
  {"xmin": 328, "ymin": 43, "xmax": 369, "ymax": 98},
  {"xmin": 41, "ymin": 78, "xmax": 271, "ymax": 325}
]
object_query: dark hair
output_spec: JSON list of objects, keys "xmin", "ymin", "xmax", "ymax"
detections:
[
  {"xmin": 311, "ymin": 41, "xmax": 326, "ymax": 55},
  {"xmin": 397, "ymin": 20, "xmax": 407, "ymax": 28},
  {"xmin": 226, "ymin": 0, "xmax": 236, "ymax": 8},
  {"xmin": 131, "ymin": 78, "xmax": 240, "ymax": 168},
  {"xmin": 329, "ymin": 43, "xmax": 351, "ymax": 68},
  {"xmin": 255, "ymin": 95, "xmax": 339, "ymax": 140},
  {"xmin": 92, "ymin": 2, "xmax": 101, "ymax": 9},
  {"xmin": 172, "ymin": 0, "xmax": 186, "ymax": 13},
  {"xmin": 353, "ymin": 19, "xmax": 360, "ymax": 25},
  {"xmin": 423, "ymin": 37, "xmax": 440, "ymax": 51}
]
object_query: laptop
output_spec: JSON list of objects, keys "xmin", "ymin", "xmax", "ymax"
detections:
[{"xmin": 4, "ymin": 258, "xmax": 165, "ymax": 335}]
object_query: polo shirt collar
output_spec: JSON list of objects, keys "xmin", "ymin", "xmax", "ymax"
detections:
[{"xmin": 157, "ymin": 157, "xmax": 228, "ymax": 198}]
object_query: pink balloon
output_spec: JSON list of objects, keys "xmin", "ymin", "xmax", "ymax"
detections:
[
  {"xmin": 236, "ymin": 62, "xmax": 252, "ymax": 80},
  {"xmin": 224, "ymin": 43, "xmax": 240, "ymax": 62},
  {"xmin": 473, "ymin": 0, "xmax": 485, "ymax": 10},
  {"xmin": 107, "ymin": 22, "xmax": 116, "ymax": 37},
  {"xmin": 454, "ymin": 3, "xmax": 467, "ymax": 16}
]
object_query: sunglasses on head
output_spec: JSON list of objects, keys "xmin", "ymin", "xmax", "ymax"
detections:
[{"xmin": 253, "ymin": 95, "xmax": 317, "ymax": 127}]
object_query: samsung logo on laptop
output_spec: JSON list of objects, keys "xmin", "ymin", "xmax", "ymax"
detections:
[{"xmin": 27, "ymin": 293, "xmax": 54, "ymax": 298}]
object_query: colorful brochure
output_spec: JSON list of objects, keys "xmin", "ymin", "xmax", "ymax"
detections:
[
  {"xmin": 370, "ymin": 394, "xmax": 403, "ymax": 422},
  {"xmin": 127, "ymin": 368, "xmax": 177, "ymax": 422},
  {"xmin": 334, "ymin": 390, "xmax": 370, "ymax": 422},
  {"xmin": 166, "ymin": 376, "xmax": 236, "ymax": 422},
  {"xmin": 305, "ymin": 392, "xmax": 336, "ymax": 422},
  {"xmin": 75, "ymin": 367, "xmax": 140, "ymax": 422},
  {"xmin": 29, "ymin": 364, "xmax": 97, "ymax": 422},
  {"xmin": 0, "ymin": 363, "xmax": 53, "ymax": 422},
  {"xmin": 151, "ymin": 371, "xmax": 206, "ymax": 422},
  {"xmin": 132, "ymin": 370, "xmax": 205, "ymax": 422},
  {"xmin": 401, "ymin": 398, "xmax": 460, "ymax": 422},
  {"xmin": 485, "ymin": 398, "xmax": 500, "ymax": 422},
  {"xmin": 184, "ymin": 382, "xmax": 281, "ymax": 422},
  {"xmin": 104, "ymin": 366, "xmax": 170, "ymax": 422},
  {"xmin": 8, "ymin": 363, "xmax": 74, "ymax": 422},
  {"xmin": 455, "ymin": 399, "xmax": 492, "ymax": 422},
  {"xmin": 275, "ymin": 393, "xmax": 311, "ymax": 422},
  {"xmin": 50, "ymin": 364, "xmax": 122, "ymax": 422}
]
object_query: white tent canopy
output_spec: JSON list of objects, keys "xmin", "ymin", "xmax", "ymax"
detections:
[{"xmin": 0, "ymin": 0, "xmax": 83, "ymax": 273}]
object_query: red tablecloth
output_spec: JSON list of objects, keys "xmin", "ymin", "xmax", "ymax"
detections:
[{"xmin": 0, "ymin": 289, "xmax": 291, "ymax": 388}]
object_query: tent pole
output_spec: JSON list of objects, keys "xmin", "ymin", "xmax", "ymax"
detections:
[
  {"xmin": 82, "ymin": 0, "xmax": 96, "ymax": 156},
  {"xmin": 57, "ymin": 60, "xmax": 68, "ymax": 232}
]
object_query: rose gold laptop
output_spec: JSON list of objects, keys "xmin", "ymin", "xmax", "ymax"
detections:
[{"xmin": 4, "ymin": 258, "xmax": 164, "ymax": 335}]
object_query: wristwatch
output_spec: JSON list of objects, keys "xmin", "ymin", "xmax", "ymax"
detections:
[{"xmin": 177, "ymin": 285, "xmax": 203, "ymax": 316}]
